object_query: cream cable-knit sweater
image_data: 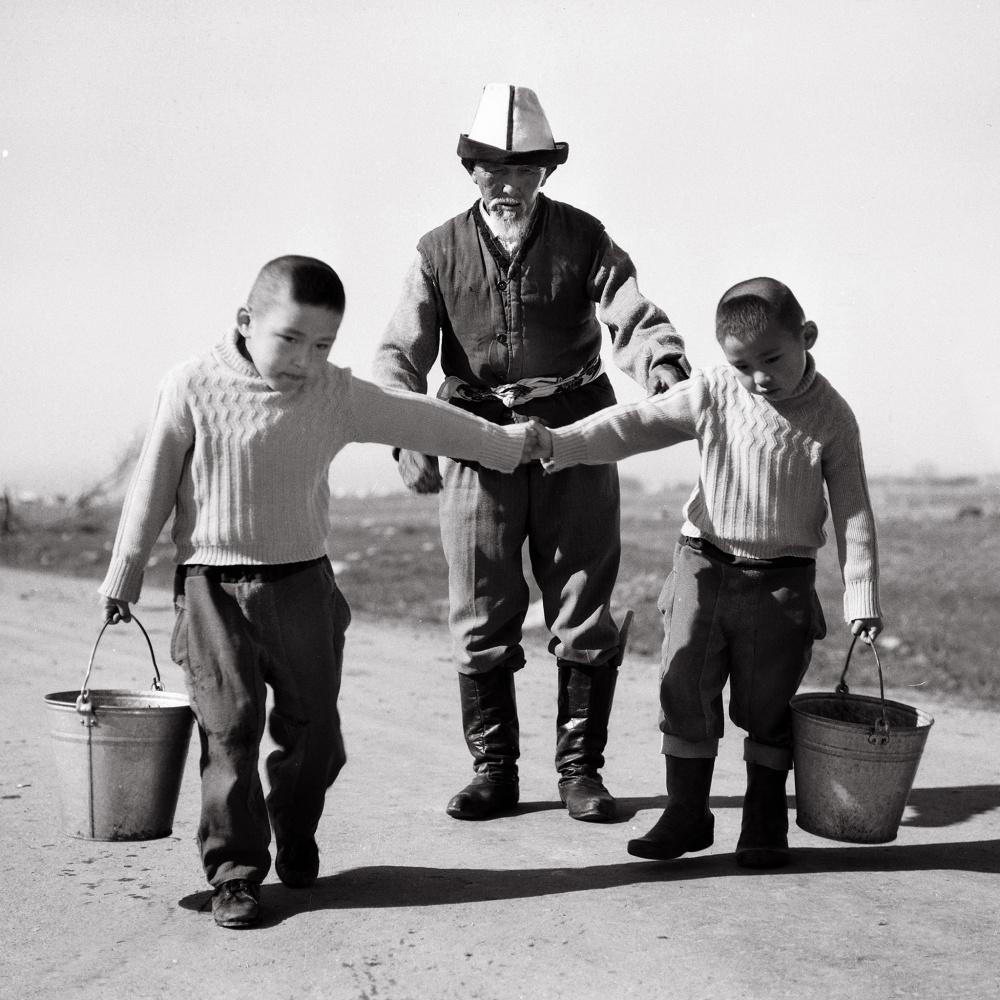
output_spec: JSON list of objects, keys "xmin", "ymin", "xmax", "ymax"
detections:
[
  {"xmin": 546, "ymin": 355, "xmax": 880, "ymax": 622},
  {"xmin": 100, "ymin": 329, "xmax": 527, "ymax": 605}
]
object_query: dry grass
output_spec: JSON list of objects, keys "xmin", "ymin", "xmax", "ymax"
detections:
[{"xmin": 2, "ymin": 476, "xmax": 998, "ymax": 703}]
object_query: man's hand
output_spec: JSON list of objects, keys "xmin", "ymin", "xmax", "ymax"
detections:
[
  {"xmin": 102, "ymin": 596, "xmax": 132, "ymax": 625},
  {"xmin": 397, "ymin": 450, "xmax": 442, "ymax": 494},
  {"xmin": 647, "ymin": 366, "xmax": 685, "ymax": 396},
  {"xmin": 522, "ymin": 418, "xmax": 553, "ymax": 463},
  {"xmin": 851, "ymin": 617, "xmax": 883, "ymax": 644}
]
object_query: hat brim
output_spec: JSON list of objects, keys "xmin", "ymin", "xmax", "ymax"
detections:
[{"xmin": 457, "ymin": 135, "xmax": 569, "ymax": 167}]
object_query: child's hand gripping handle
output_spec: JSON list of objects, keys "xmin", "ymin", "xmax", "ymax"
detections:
[
  {"xmin": 850, "ymin": 617, "xmax": 883, "ymax": 644},
  {"xmin": 102, "ymin": 596, "xmax": 132, "ymax": 625},
  {"xmin": 836, "ymin": 633, "xmax": 891, "ymax": 746},
  {"xmin": 77, "ymin": 614, "xmax": 165, "ymax": 716}
]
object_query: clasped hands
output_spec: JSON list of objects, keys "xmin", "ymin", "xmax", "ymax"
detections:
[{"xmin": 521, "ymin": 418, "xmax": 554, "ymax": 466}]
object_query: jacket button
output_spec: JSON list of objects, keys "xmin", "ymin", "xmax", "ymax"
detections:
[
  {"xmin": 496, "ymin": 334, "xmax": 508, "ymax": 344},
  {"xmin": 497, "ymin": 279, "xmax": 507, "ymax": 290}
]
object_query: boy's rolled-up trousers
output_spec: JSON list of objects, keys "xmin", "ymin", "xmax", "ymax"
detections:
[
  {"xmin": 657, "ymin": 537, "xmax": 826, "ymax": 770},
  {"xmin": 170, "ymin": 557, "xmax": 350, "ymax": 886}
]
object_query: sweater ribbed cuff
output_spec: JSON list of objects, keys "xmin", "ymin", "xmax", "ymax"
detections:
[
  {"xmin": 843, "ymin": 582, "xmax": 881, "ymax": 623},
  {"xmin": 99, "ymin": 559, "xmax": 146, "ymax": 606},
  {"xmin": 547, "ymin": 429, "xmax": 591, "ymax": 472},
  {"xmin": 482, "ymin": 424, "xmax": 527, "ymax": 473}
]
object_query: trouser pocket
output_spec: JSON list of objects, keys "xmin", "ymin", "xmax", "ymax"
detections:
[{"xmin": 170, "ymin": 593, "xmax": 188, "ymax": 667}]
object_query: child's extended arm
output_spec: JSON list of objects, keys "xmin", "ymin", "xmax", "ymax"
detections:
[
  {"xmin": 347, "ymin": 378, "xmax": 531, "ymax": 473},
  {"xmin": 534, "ymin": 381, "xmax": 701, "ymax": 471},
  {"xmin": 823, "ymin": 416, "xmax": 882, "ymax": 640},
  {"xmin": 98, "ymin": 374, "xmax": 194, "ymax": 617}
]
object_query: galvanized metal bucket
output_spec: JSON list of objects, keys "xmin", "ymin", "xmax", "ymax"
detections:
[
  {"xmin": 791, "ymin": 636, "xmax": 933, "ymax": 844},
  {"xmin": 44, "ymin": 616, "xmax": 194, "ymax": 841}
]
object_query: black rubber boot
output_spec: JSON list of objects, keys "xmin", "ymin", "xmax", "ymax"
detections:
[
  {"xmin": 627, "ymin": 756, "xmax": 716, "ymax": 860},
  {"xmin": 735, "ymin": 762, "xmax": 791, "ymax": 869},
  {"xmin": 555, "ymin": 661, "xmax": 619, "ymax": 822},
  {"xmin": 446, "ymin": 666, "xmax": 520, "ymax": 820}
]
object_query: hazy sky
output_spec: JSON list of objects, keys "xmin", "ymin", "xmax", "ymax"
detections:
[{"xmin": 2, "ymin": 1, "xmax": 997, "ymax": 495}]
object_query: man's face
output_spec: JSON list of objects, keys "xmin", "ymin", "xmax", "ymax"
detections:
[
  {"xmin": 472, "ymin": 161, "xmax": 547, "ymax": 220},
  {"xmin": 238, "ymin": 290, "xmax": 342, "ymax": 393},
  {"xmin": 720, "ymin": 320, "xmax": 817, "ymax": 402}
]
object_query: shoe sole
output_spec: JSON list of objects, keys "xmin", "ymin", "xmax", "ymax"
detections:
[
  {"xmin": 567, "ymin": 805, "xmax": 616, "ymax": 823},
  {"xmin": 446, "ymin": 803, "xmax": 518, "ymax": 820},
  {"xmin": 213, "ymin": 904, "xmax": 261, "ymax": 929},
  {"xmin": 215, "ymin": 915, "xmax": 260, "ymax": 929},
  {"xmin": 626, "ymin": 826, "xmax": 715, "ymax": 861}
]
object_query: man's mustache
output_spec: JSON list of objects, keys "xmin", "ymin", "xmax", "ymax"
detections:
[{"xmin": 488, "ymin": 198, "xmax": 525, "ymax": 211}]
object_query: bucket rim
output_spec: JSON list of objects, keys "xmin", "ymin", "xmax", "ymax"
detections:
[
  {"xmin": 791, "ymin": 690, "xmax": 934, "ymax": 731},
  {"xmin": 45, "ymin": 688, "xmax": 191, "ymax": 709}
]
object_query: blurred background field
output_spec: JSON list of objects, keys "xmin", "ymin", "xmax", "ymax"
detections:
[{"xmin": 2, "ymin": 473, "xmax": 998, "ymax": 704}]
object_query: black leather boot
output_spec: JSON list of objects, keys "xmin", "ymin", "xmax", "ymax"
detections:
[
  {"xmin": 555, "ymin": 661, "xmax": 618, "ymax": 822},
  {"xmin": 554, "ymin": 611, "xmax": 633, "ymax": 823},
  {"xmin": 446, "ymin": 666, "xmax": 520, "ymax": 820},
  {"xmin": 627, "ymin": 756, "xmax": 715, "ymax": 860},
  {"xmin": 735, "ymin": 762, "xmax": 790, "ymax": 869}
]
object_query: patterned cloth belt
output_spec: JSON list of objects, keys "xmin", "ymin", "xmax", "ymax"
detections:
[{"xmin": 436, "ymin": 354, "xmax": 605, "ymax": 409}]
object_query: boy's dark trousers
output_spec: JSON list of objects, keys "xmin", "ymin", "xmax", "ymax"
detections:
[
  {"xmin": 657, "ymin": 537, "xmax": 826, "ymax": 766},
  {"xmin": 171, "ymin": 557, "xmax": 350, "ymax": 886}
]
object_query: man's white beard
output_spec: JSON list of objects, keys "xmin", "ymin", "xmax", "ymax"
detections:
[{"xmin": 485, "ymin": 204, "xmax": 532, "ymax": 254}]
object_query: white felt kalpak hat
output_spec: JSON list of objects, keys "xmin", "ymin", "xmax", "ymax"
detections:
[{"xmin": 457, "ymin": 83, "xmax": 569, "ymax": 169}]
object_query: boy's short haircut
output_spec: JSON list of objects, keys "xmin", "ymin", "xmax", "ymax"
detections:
[
  {"xmin": 716, "ymin": 277, "xmax": 804, "ymax": 344},
  {"xmin": 248, "ymin": 255, "xmax": 346, "ymax": 315}
]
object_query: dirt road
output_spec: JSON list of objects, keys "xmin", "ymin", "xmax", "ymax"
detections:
[{"xmin": 2, "ymin": 565, "xmax": 999, "ymax": 999}]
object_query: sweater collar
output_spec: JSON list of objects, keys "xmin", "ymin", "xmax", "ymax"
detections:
[
  {"xmin": 216, "ymin": 327, "xmax": 266, "ymax": 382},
  {"xmin": 785, "ymin": 352, "xmax": 818, "ymax": 400}
]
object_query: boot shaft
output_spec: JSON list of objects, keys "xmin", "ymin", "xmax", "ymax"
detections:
[
  {"xmin": 665, "ymin": 754, "xmax": 716, "ymax": 818},
  {"xmin": 458, "ymin": 666, "xmax": 520, "ymax": 774},
  {"xmin": 555, "ymin": 661, "xmax": 618, "ymax": 777}
]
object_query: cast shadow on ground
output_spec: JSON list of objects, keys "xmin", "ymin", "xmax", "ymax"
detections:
[
  {"xmin": 179, "ymin": 836, "xmax": 1000, "ymax": 927},
  {"xmin": 900, "ymin": 785, "xmax": 1000, "ymax": 827}
]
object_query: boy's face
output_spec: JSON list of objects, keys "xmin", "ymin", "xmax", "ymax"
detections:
[
  {"xmin": 720, "ymin": 319, "xmax": 818, "ymax": 402},
  {"xmin": 237, "ymin": 292, "xmax": 343, "ymax": 393}
]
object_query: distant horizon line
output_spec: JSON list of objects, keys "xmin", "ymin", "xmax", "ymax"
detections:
[{"xmin": 6, "ymin": 470, "xmax": 999, "ymax": 506}]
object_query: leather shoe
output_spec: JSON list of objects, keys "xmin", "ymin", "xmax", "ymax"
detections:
[
  {"xmin": 559, "ymin": 775, "xmax": 616, "ymax": 822},
  {"xmin": 212, "ymin": 879, "xmax": 260, "ymax": 929},
  {"xmin": 446, "ymin": 773, "xmax": 518, "ymax": 819},
  {"xmin": 275, "ymin": 839, "xmax": 320, "ymax": 888}
]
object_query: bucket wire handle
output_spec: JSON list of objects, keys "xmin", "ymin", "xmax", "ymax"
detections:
[
  {"xmin": 77, "ymin": 614, "xmax": 164, "ymax": 714},
  {"xmin": 836, "ymin": 634, "xmax": 890, "ymax": 746}
]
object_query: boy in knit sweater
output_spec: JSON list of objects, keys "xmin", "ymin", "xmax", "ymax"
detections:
[
  {"xmin": 99, "ymin": 256, "xmax": 535, "ymax": 928},
  {"xmin": 529, "ymin": 277, "xmax": 882, "ymax": 869}
]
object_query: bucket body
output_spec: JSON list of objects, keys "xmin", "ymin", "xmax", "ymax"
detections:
[
  {"xmin": 791, "ymin": 692, "xmax": 933, "ymax": 844},
  {"xmin": 45, "ymin": 688, "xmax": 194, "ymax": 841}
]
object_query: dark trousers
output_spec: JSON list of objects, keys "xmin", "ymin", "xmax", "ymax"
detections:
[
  {"xmin": 438, "ymin": 458, "xmax": 621, "ymax": 675},
  {"xmin": 170, "ymin": 557, "xmax": 350, "ymax": 885},
  {"xmin": 657, "ymin": 538, "xmax": 826, "ymax": 769}
]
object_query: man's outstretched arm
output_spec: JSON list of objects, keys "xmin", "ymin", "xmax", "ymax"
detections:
[
  {"xmin": 373, "ymin": 254, "xmax": 446, "ymax": 493},
  {"xmin": 588, "ymin": 232, "xmax": 690, "ymax": 394}
]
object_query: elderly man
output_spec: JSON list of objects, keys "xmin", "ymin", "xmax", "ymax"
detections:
[{"xmin": 374, "ymin": 84, "xmax": 689, "ymax": 823}]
